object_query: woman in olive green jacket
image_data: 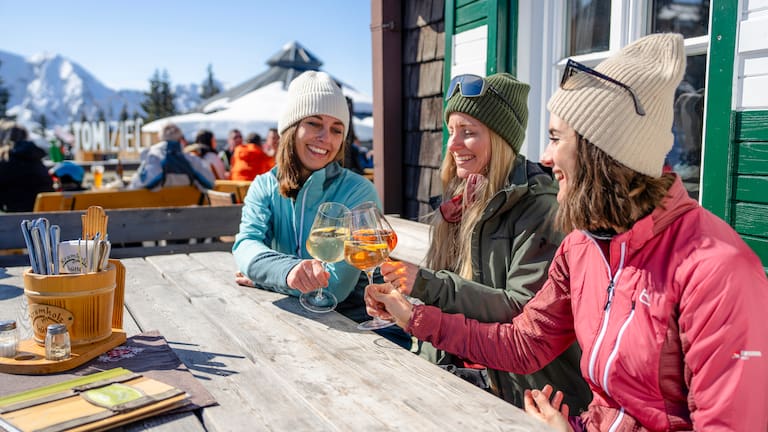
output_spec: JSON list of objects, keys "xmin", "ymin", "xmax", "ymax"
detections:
[{"xmin": 375, "ymin": 73, "xmax": 591, "ymax": 413}]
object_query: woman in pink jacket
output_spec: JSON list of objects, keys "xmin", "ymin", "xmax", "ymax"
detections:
[{"xmin": 366, "ymin": 33, "xmax": 768, "ymax": 431}]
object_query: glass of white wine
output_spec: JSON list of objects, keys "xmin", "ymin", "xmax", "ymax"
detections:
[
  {"xmin": 301, "ymin": 202, "xmax": 350, "ymax": 313},
  {"xmin": 346, "ymin": 206, "xmax": 397, "ymax": 330}
]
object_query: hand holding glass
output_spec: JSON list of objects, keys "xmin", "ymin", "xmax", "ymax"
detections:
[{"xmin": 301, "ymin": 202, "xmax": 350, "ymax": 313}]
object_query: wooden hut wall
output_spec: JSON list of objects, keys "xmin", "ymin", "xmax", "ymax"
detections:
[{"xmin": 401, "ymin": 0, "xmax": 446, "ymax": 221}]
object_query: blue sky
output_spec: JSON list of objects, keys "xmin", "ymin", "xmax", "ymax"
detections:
[{"xmin": 0, "ymin": 1, "xmax": 374, "ymax": 95}]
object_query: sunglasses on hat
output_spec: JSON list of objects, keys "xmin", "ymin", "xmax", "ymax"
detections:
[
  {"xmin": 560, "ymin": 59, "xmax": 646, "ymax": 116},
  {"xmin": 446, "ymin": 74, "xmax": 517, "ymax": 112}
]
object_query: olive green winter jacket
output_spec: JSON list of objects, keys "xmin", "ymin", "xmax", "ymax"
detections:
[{"xmin": 411, "ymin": 155, "xmax": 591, "ymax": 413}]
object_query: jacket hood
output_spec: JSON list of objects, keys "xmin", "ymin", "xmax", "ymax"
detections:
[
  {"xmin": 492, "ymin": 155, "xmax": 558, "ymax": 216},
  {"xmin": 10, "ymin": 140, "xmax": 47, "ymax": 161}
]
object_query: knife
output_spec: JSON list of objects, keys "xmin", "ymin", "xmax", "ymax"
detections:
[
  {"xmin": 20, "ymin": 220, "xmax": 39, "ymax": 274},
  {"xmin": 50, "ymin": 225, "xmax": 61, "ymax": 275},
  {"xmin": 30, "ymin": 227, "xmax": 47, "ymax": 275}
]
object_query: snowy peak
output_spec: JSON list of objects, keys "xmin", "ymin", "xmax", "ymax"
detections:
[{"xmin": 0, "ymin": 49, "xmax": 147, "ymax": 129}]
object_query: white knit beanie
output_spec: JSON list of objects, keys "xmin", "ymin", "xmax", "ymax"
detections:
[
  {"xmin": 547, "ymin": 33, "xmax": 685, "ymax": 177},
  {"xmin": 278, "ymin": 71, "xmax": 350, "ymax": 139}
]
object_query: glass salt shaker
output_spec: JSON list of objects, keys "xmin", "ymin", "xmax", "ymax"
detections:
[
  {"xmin": 45, "ymin": 323, "xmax": 71, "ymax": 361},
  {"xmin": 0, "ymin": 320, "xmax": 18, "ymax": 358}
]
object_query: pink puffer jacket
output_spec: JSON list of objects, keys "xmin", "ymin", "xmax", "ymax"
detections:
[{"xmin": 409, "ymin": 177, "xmax": 768, "ymax": 431}]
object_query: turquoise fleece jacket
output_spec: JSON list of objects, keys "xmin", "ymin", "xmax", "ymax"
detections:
[{"xmin": 233, "ymin": 162, "xmax": 380, "ymax": 300}]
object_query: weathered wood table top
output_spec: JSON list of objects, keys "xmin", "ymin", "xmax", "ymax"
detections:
[{"xmin": 0, "ymin": 252, "xmax": 550, "ymax": 431}]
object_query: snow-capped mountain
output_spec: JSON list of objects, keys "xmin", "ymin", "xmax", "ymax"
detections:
[{"xmin": 0, "ymin": 50, "xmax": 202, "ymax": 130}]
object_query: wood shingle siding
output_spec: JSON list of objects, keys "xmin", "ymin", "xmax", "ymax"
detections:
[{"xmin": 402, "ymin": 0, "xmax": 445, "ymax": 221}]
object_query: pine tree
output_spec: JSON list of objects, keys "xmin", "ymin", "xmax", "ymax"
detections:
[
  {"xmin": 0, "ymin": 60, "xmax": 10, "ymax": 119},
  {"xmin": 140, "ymin": 69, "xmax": 163, "ymax": 122},
  {"xmin": 160, "ymin": 69, "xmax": 176, "ymax": 117},
  {"xmin": 35, "ymin": 113, "xmax": 48, "ymax": 137},
  {"xmin": 96, "ymin": 107, "xmax": 106, "ymax": 122},
  {"xmin": 200, "ymin": 64, "xmax": 221, "ymax": 99},
  {"xmin": 119, "ymin": 103, "xmax": 129, "ymax": 121}
]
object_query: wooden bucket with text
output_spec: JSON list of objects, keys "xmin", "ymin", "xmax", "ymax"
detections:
[{"xmin": 23, "ymin": 265, "xmax": 117, "ymax": 346}]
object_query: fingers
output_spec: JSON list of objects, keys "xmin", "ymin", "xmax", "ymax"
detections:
[
  {"xmin": 287, "ymin": 260, "xmax": 330, "ymax": 293},
  {"xmin": 234, "ymin": 272, "xmax": 255, "ymax": 288},
  {"xmin": 523, "ymin": 389, "xmax": 542, "ymax": 415}
]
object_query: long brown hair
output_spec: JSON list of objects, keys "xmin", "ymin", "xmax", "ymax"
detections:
[
  {"xmin": 425, "ymin": 131, "xmax": 515, "ymax": 278},
  {"xmin": 275, "ymin": 121, "xmax": 345, "ymax": 199},
  {"xmin": 556, "ymin": 135, "xmax": 675, "ymax": 233}
]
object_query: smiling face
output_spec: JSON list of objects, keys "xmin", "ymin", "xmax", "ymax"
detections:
[
  {"xmin": 446, "ymin": 112, "xmax": 492, "ymax": 179},
  {"xmin": 294, "ymin": 115, "xmax": 345, "ymax": 176},
  {"xmin": 542, "ymin": 113, "xmax": 580, "ymax": 203}
]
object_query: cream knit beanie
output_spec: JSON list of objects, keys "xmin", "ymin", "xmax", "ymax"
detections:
[
  {"xmin": 278, "ymin": 71, "xmax": 350, "ymax": 139},
  {"xmin": 547, "ymin": 33, "xmax": 685, "ymax": 177}
]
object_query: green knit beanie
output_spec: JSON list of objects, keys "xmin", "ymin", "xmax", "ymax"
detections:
[{"xmin": 444, "ymin": 73, "xmax": 530, "ymax": 153}]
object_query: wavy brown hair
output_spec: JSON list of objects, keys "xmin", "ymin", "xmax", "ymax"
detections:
[
  {"xmin": 275, "ymin": 122, "xmax": 345, "ymax": 199},
  {"xmin": 556, "ymin": 135, "xmax": 675, "ymax": 233},
  {"xmin": 425, "ymin": 131, "xmax": 514, "ymax": 278}
]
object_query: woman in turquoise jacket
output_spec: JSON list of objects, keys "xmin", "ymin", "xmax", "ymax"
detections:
[{"xmin": 232, "ymin": 71, "xmax": 380, "ymax": 323}]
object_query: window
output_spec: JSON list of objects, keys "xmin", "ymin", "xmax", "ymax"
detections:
[
  {"xmin": 566, "ymin": 0, "xmax": 612, "ymax": 56},
  {"xmin": 651, "ymin": 0, "xmax": 710, "ymax": 198}
]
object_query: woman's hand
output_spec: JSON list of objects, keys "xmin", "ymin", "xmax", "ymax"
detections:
[
  {"xmin": 234, "ymin": 271, "xmax": 255, "ymax": 287},
  {"xmin": 365, "ymin": 283, "xmax": 414, "ymax": 328},
  {"xmin": 287, "ymin": 259, "xmax": 330, "ymax": 293},
  {"xmin": 380, "ymin": 260, "xmax": 419, "ymax": 296},
  {"xmin": 523, "ymin": 385, "xmax": 574, "ymax": 432}
]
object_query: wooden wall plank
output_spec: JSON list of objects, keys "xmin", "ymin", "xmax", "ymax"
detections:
[
  {"xmin": 456, "ymin": 0, "xmax": 487, "ymax": 29},
  {"xmin": 743, "ymin": 235, "xmax": 768, "ymax": 272},
  {"xmin": 735, "ymin": 110, "xmax": 768, "ymax": 141},
  {"xmin": 734, "ymin": 175, "xmax": 768, "ymax": 204},
  {"xmin": 736, "ymin": 142, "xmax": 768, "ymax": 174},
  {"xmin": 733, "ymin": 202, "xmax": 768, "ymax": 237}
]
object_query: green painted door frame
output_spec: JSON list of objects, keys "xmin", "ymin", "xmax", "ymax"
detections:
[{"xmin": 701, "ymin": 0, "xmax": 738, "ymax": 220}]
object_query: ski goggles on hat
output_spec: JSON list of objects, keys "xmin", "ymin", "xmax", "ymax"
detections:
[
  {"xmin": 560, "ymin": 59, "xmax": 646, "ymax": 116},
  {"xmin": 446, "ymin": 74, "xmax": 516, "ymax": 112}
]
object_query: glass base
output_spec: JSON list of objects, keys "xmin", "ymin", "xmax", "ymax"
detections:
[
  {"xmin": 299, "ymin": 290, "xmax": 338, "ymax": 313},
  {"xmin": 357, "ymin": 317, "xmax": 396, "ymax": 331}
]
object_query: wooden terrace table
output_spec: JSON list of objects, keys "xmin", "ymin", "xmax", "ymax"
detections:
[{"xmin": 0, "ymin": 252, "xmax": 550, "ymax": 431}]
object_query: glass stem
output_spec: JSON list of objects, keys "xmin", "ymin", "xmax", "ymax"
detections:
[{"xmin": 315, "ymin": 262, "xmax": 328, "ymax": 300}]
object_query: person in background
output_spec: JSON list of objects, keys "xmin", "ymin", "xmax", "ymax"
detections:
[
  {"xmin": 128, "ymin": 122, "xmax": 214, "ymax": 191},
  {"xmin": 220, "ymin": 128, "xmax": 243, "ymax": 172},
  {"xmin": 0, "ymin": 124, "xmax": 54, "ymax": 212},
  {"xmin": 370, "ymin": 73, "xmax": 590, "ymax": 412},
  {"xmin": 263, "ymin": 127, "xmax": 279, "ymax": 158},
  {"xmin": 367, "ymin": 34, "xmax": 768, "ymax": 431},
  {"xmin": 50, "ymin": 160, "xmax": 86, "ymax": 191},
  {"xmin": 186, "ymin": 129, "xmax": 227, "ymax": 179},
  {"xmin": 232, "ymin": 71, "xmax": 394, "ymax": 335},
  {"xmin": 229, "ymin": 132, "xmax": 275, "ymax": 181}
]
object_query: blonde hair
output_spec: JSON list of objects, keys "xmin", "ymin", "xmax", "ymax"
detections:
[
  {"xmin": 276, "ymin": 122, "xmax": 345, "ymax": 199},
  {"xmin": 425, "ymin": 130, "xmax": 515, "ymax": 278}
]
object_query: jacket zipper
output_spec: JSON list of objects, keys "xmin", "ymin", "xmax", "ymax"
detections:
[
  {"xmin": 294, "ymin": 177, "xmax": 313, "ymax": 257},
  {"xmin": 608, "ymin": 407, "xmax": 625, "ymax": 432},
  {"xmin": 586, "ymin": 239, "xmax": 627, "ymax": 390}
]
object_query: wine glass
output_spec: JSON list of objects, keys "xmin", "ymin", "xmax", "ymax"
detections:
[
  {"xmin": 346, "ymin": 205, "xmax": 397, "ymax": 330},
  {"xmin": 300, "ymin": 202, "xmax": 350, "ymax": 313}
]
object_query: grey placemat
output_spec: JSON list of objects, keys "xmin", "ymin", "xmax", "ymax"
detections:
[{"xmin": 0, "ymin": 330, "xmax": 217, "ymax": 412}]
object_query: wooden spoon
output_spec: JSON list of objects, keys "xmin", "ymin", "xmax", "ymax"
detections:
[{"xmin": 82, "ymin": 206, "xmax": 108, "ymax": 241}]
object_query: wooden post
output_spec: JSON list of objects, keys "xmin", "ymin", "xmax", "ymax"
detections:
[{"xmin": 371, "ymin": 0, "xmax": 403, "ymax": 215}]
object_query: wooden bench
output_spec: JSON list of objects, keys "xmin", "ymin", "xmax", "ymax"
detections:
[
  {"xmin": 213, "ymin": 179, "xmax": 251, "ymax": 203},
  {"xmin": 0, "ymin": 205, "xmax": 243, "ymax": 267},
  {"xmin": 33, "ymin": 186, "xmax": 205, "ymax": 212}
]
